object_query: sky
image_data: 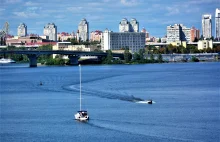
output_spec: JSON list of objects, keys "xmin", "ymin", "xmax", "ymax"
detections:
[{"xmin": 0, "ymin": 0, "xmax": 219, "ymax": 37}]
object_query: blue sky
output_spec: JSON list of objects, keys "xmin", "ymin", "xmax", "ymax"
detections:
[{"xmin": 0, "ymin": 0, "xmax": 219, "ymax": 37}]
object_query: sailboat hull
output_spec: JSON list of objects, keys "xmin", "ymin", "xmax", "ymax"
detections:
[{"xmin": 75, "ymin": 112, "xmax": 89, "ymax": 121}]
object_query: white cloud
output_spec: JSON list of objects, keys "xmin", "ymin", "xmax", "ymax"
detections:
[
  {"xmin": 5, "ymin": 0, "xmax": 22, "ymax": 3},
  {"xmin": 166, "ymin": 7, "xmax": 179, "ymax": 16},
  {"xmin": 103, "ymin": 0, "xmax": 111, "ymax": 2},
  {"xmin": 13, "ymin": 11, "xmax": 39, "ymax": 18},
  {"xmin": 0, "ymin": 8, "xmax": 5, "ymax": 11},
  {"xmin": 188, "ymin": 0, "xmax": 219, "ymax": 4},
  {"xmin": 86, "ymin": 15, "xmax": 104, "ymax": 21},
  {"xmin": 120, "ymin": 0, "xmax": 140, "ymax": 6},
  {"xmin": 54, "ymin": 15, "xmax": 65, "ymax": 19},
  {"xmin": 67, "ymin": 7, "xmax": 83, "ymax": 12},
  {"xmin": 87, "ymin": 2, "xmax": 102, "ymax": 6},
  {"xmin": 25, "ymin": 1, "xmax": 39, "ymax": 6}
]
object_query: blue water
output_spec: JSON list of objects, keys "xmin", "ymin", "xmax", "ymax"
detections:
[{"xmin": 0, "ymin": 63, "xmax": 219, "ymax": 142}]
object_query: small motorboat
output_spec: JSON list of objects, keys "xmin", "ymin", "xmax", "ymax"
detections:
[
  {"xmin": 147, "ymin": 100, "xmax": 153, "ymax": 104},
  {"xmin": 0, "ymin": 58, "xmax": 16, "ymax": 63},
  {"xmin": 39, "ymin": 81, "xmax": 43, "ymax": 86}
]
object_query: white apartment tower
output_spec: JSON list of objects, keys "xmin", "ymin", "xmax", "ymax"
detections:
[
  {"xmin": 167, "ymin": 24, "xmax": 181, "ymax": 43},
  {"xmin": 119, "ymin": 18, "xmax": 139, "ymax": 32},
  {"xmin": 43, "ymin": 23, "xmax": 57, "ymax": 41},
  {"xmin": 202, "ymin": 14, "xmax": 212, "ymax": 39},
  {"xmin": 17, "ymin": 23, "xmax": 27, "ymax": 37},
  {"xmin": 130, "ymin": 18, "xmax": 139, "ymax": 32},
  {"xmin": 215, "ymin": 8, "xmax": 220, "ymax": 40},
  {"xmin": 167, "ymin": 24, "xmax": 191, "ymax": 43},
  {"xmin": 181, "ymin": 25, "xmax": 191, "ymax": 42},
  {"xmin": 119, "ymin": 18, "xmax": 130, "ymax": 32},
  {"xmin": 77, "ymin": 18, "xmax": 89, "ymax": 42}
]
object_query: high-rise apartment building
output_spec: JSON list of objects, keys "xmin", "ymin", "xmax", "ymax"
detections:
[
  {"xmin": 190, "ymin": 27, "xmax": 200, "ymax": 42},
  {"xmin": 167, "ymin": 24, "xmax": 191, "ymax": 43},
  {"xmin": 130, "ymin": 18, "xmax": 139, "ymax": 32},
  {"xmin": 119, "ymin": 18, "xmax": 139, "ymax": 32},
  {"xmin": 77, "ymin": 18, "xmax": 89, "ymax": 42},
  {"xmin": 43, "ymin": 23, "xmax": 57, "ymax": 41},
  {"xmin": 167, "ymin": 24, "xmax": 181, "ymax": 43},
  {"xmin": 202, "ymin": 14, "xmax": 212, "ymax": 39},
  {"xmin": 181, "ymin": 25, "xmax": 191, "ymax": 42},
  {"xmin": 119, "ymin": 18, "xmax": 130, "ymax": 32},
  {"xmin": 215, "ymin": 8, "xmax": 220, "ymax": 40},
  {"xmin": 17, "ymin": 23, "xmax": 27, "ymax": 37}
]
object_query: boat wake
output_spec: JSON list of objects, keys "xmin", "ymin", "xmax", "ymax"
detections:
[
  {"xmin": 136, "ymin": 100, "xmax": 156, "ymax": 104},
  {"xmin": 65, "ymin": 85, "xmax": 146, "ymax": 103}
]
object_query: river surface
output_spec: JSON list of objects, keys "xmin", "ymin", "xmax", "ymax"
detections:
[{"xmin": 0, "ymin": 62, "xmax": 219, "ymax": 142}]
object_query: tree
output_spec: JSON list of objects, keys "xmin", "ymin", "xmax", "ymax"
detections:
[
  {"xmin": 167, "ymin": 44, "xmax": 174, "ymax": 54},
  {"xmin": 187, "ymin": 45, "xmax": 198, "ymax": 53},
  {"xmin": 206, "ymin": 47, "xmax": 212, "ymax": 53},
  {"xmin": 139, "ymin": 48, "xmax": 145, "ymax": 61},
  {"xmin": 158, "ymin": 38, "xmax": 161, "ymax": 43},
  {"xmin": 133, "ymin": 52, "xmax": 140, "ymax": 62},
  {"xmin": 70, "ymin": 38, "xmax": 79, "ymax": 45},
  {"xmin": 200, "ymin": 35, "xmax": 204, "ymax": 40},
  {"xmin": 103, "ymin": 50, "xmax": 113, "ymax": 64},
  {"xmin": 159, "ymin": 47, "xmax": 165, "ymax": 54},
  {"xmin": 0, "ymin": 37, "xmax": 3, "ymax": 45},
  {"xmin": 158, "ymin": 53, "xmax": 163, "ymax": 63},
  {"xmin": 213, "ymin": 45, "xmax": 220, "ymax": 53},
  {"xmin": 37, "ymin": 45, "xmax": 52, "ymax": 50},
  {"xmin": 150, "ymin": 53, "xmax": 154, "ymax": 62},
  {"xmin": 124, "ymin": 49, "xmax": 132, "ymax": 63},
  {"xmin": 194, "ymin": 37, "xmax": 198, "ymax": 42},
  {"xmin": 191, "ymin": 56, "xmax": 199, "ymax": 62},
  {"xmin": 58, "ymin": 37, "xmax": 61, "ymax": 42}
]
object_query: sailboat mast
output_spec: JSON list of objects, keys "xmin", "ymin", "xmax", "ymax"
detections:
[{"xmin": 79, "ymin": 64, "xmax": 81, "ymax": 111}]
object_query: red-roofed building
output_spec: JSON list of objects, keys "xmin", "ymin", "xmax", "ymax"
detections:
[
  {"xmin": 6, "ymin": 36, "xmax": 57, "ymax": 47},
  {"xmin": 90, "ymin": 30, "xmax": 102, "ymax": 42},
  {"xmin": 57, "ymin": 32, "xmax": 76, "ymax": 41}
]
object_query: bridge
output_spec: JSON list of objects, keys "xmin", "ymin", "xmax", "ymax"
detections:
[
  {"xmin": 0, "ymin": 50, "xmax": 124, "ymax": 67},
  {"xmin": 145, "ymin": 41, "xmax": 220, "ymax": 46}
]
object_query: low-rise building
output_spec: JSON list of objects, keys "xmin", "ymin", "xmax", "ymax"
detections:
[
  {"xmin": 90, "ymin": 30, "xmax": 102, "ymax": 42},
  {"xmin": 6, "ymin": 36, "xmax": 56, "ymax": 47},
  {"xmin": 57, "ymin": 32, "xmax": 76, "ymax": 41},
  {"xmin": 161, "ymin": 37, "xmax": 167, "ymax": 43},
  {"xmin": 198, "ymin": 40, "xmax": 213, "ymax": 50},
  {"xmin": 52, "ymin": 42, "xmax": 97, "ymax": 58},
  {"xmin": 101, "ymin": 29, "xmax": 145, "ymax": 53}
]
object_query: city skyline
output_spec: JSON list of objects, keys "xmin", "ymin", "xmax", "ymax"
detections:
[{"xmin": 0, "ymin": 0, "xmax": 218, "ymax": 37}]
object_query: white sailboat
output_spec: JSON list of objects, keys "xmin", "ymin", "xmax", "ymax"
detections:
[{"xmin": 74, "ymin": 64, "xmax": 89, "ymax": 121}]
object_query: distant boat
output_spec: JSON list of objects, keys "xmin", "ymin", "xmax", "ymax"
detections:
[
  {"xmin": 39, "ymin": 81, "xmax": 43, "ymax": 86},
  {"xmin": 0, "ymin": 58, "xmax": 16, "ymax": 63},
  {"xmin": 74, "ymin": 64, "xmax": 89, "ymax": 121},
  {"xmin": 147, "ymin": 100, "xmax": 153, "ymax": 104}
]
